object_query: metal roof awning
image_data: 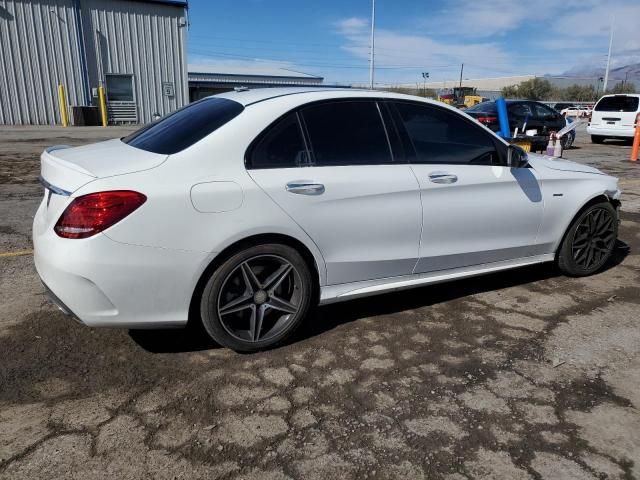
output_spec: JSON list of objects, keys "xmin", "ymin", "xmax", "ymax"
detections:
[{"xmin": 188, "ymin": 67, "xmax": 324, "ymax": 88}]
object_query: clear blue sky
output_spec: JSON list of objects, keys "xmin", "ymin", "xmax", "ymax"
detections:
[{"xmin": 186, "ymin": 0, "xmax": 639, "ymax": 86}]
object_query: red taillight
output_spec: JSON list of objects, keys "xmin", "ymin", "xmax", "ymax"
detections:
[
  {"xmin": 55, "ymin": 190, "xmax": 146, "ymax": 239},
  {"xmin": 477, "ymin": 116, "xmax": 497, "ymax": 123}
]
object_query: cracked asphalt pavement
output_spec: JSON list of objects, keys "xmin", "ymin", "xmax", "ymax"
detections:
[{"xmin": 1, "ymin": 125, "xmax": 639, "ymax": 479}]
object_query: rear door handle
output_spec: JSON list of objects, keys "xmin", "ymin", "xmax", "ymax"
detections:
[
  {"xmin": 286, "ymin": 181, "xmax": 325, "ymax": 195},
  {"xmin": 428, "ymin": 172, "xmax": 458, "ymax": 184}
]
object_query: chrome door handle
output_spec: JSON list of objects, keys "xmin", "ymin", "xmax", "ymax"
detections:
[
  {"xmin": 286, "ymin": 181, "xmax": 325, "ymax": 195},
  {"xmin": 428, "ymin": 172, "xmax": 458, "ymax": 184}
]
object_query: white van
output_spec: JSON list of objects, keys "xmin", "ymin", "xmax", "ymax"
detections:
[{"xmin": 587, "ymin": 94, "xmax": 640, "ymax": 143}]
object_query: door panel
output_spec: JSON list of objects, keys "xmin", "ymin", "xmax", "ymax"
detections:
[
  {"xmin": 411, "ymin": 164, "xmax": 544, "ymax": 273},
  {"xmin": 389, "ymin": 100, "xmax": 544, "ymax": 273},
  {"xmin": 249, "ymin": 165, "xmax": 422, "ymax": 285}
]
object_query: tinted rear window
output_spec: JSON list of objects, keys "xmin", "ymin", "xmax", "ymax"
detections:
[
  {"xmin": 249, "ymin": 113, "xmax": 308, "ymax": 169},
  {"xmin": 595, "ymin": 96, "xmax": 639, "ymax": 112},
  {"xmin": 123, "ymin": 98, "xmax": 244, "ymax": 154},
  {"xmin": 466, "ymin": 102, "xmax": 497, "ymax": 113}
]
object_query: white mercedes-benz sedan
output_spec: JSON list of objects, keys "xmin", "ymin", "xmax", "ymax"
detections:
[{"xmin": 34, "ymin": 88, "xmax": 621, "ymax": 351}]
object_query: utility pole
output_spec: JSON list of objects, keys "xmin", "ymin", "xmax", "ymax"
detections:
[
  {"xmin": 369, "ymin": 0, "xmax": 376, "ymax": 90},
  {"xmin": 595, "ymin": 76, "xmax": 604, "ymax": 100},
  {"xmin": 459, "ymin": 63, "xmax": 464, "ymax": 90},
  {"xmin": 603, "ymin": 17, "xmax": 614, "ymax": 93}
]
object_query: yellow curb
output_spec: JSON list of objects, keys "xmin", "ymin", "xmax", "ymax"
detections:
[{"xmin": 0, "ymin": 250, "xmax": 33, "ymax": 258}]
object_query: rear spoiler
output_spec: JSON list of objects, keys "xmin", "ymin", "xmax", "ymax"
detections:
[
  {"xmin": 45, "ymin": 145, "xmax": 72, "ymax": 154},
  {"xmin": 40, "ymin": 145, "xmax": 96, "ymax": 195},
  {"xmin": 39, "ymin": 176, "xmax": 72, "ymax": 196}
]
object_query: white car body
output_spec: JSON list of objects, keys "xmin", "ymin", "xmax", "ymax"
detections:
[
  {"xmin": 588, "ymin": 94, "xmax": 640, "ymax": 139},
  {"xmin": 561, "ymin": 106, "xmax": 591, "ymax": 118},
  {"xmin": 33, "ymin": 88, "xmax": 621, "ymax": 329}
]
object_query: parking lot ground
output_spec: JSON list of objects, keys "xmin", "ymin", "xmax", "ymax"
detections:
[{"xmin": 1, "ymin": 126, "xmax": 639, "ymax": 479}]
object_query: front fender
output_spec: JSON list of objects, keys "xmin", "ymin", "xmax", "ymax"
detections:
[{"xmin": 538, "ymin": 176, "xmax": 620, "ymax": 253}]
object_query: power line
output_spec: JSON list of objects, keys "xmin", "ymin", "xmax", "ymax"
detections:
[
  {"xmin": 189, "ymin": 49, "xmax": 456, "ymax": 70},
  {"xmin": 189, "ymin": 33, "xmax": 590, "ymax": 62}
]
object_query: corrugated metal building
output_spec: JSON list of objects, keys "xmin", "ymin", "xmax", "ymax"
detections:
[
  {"xmin": 188, "ymin": 64, "xmax": 325, "ymax": 101},
  {"xmin": 0, "ymin": 0, "xmax": 188, "ymax": 125}
]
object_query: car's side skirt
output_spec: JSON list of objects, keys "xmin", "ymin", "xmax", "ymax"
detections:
[{"xmin": 319, "ymin": 253, "xmax": 555, "ymax": 305}]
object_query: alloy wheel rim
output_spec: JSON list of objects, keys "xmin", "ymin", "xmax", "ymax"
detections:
[
  {"xmin": 571, "ymin": 207, "xmax": 615, "ymax": 270},
  {"xmin": 216, "ymin": 254, "xmax": 302, "ymax": 343}
]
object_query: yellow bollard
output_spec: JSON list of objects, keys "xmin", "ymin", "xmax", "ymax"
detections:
[
  {"xmin": 98, "ymin": 86, "xmax": 108, "ymax": 127},
  {"xmin": 57, "ymin": 84, "xmax": 68, "ymax": 127}
]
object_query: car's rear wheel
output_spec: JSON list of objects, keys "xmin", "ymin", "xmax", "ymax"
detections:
[
  {"xmin": 591, "ymin": 135, "xmax": 605, "ymax": 144},
  {"xmin": 200, "ymin": 244, "xmax": 313, "ymax": 352},
  {"xmin": 557, "ymin": 202, "xmax": 617, "ymax": 277}
]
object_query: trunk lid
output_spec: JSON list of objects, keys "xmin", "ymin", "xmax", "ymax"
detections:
[{"xmin": 40, "ymin": 139, "xmax": 168, "ymax": 193}]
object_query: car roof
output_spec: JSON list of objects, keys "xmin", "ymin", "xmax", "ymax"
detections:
[
  {"xmin": 212, "ymin": 86, "xmax": 445, "ymax": 108},
  {"xmin": 474, "ymin": 99, "xmax": 544, "ymax": 104}
]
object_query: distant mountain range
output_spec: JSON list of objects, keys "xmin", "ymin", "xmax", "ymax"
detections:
[
  {"xmin": 557, "ymin": 63, "xmax": 639, "ymax": 82},
  {"xmin": 542, "ymin": 63, "xmax": 639, "ymax": 89}
]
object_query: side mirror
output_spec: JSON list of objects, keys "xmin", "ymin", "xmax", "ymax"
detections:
[{"xmin": 507, "ymin": 144, "xmax": 529, "ymax": 168}]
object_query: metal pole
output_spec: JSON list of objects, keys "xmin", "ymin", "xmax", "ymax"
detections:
[
  {"xmin": 369, "ymin": 0, "xmax": 375, "ymax": 90},
  {"xmin": 72, "ymin": 0, "xmax": 91, "ymax": 105},
  {"xmin": 459, "ymin": 63, "xmax": 464, "ymax": 90},
  {"xmin": 603, "ymin": 17, "xmax": 614, "ymax": 93}
]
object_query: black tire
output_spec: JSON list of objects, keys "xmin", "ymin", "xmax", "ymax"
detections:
[
  {"xmin": 200, "ymin": 243, "xmax": 313, "ymax": 352},
  {"xmin": 557, "ymin": 201, "xmax": 618, "ymax": 277},
  {"xmin": 591, "ymin": 135, "xmax": 605, "ymax": 144}
]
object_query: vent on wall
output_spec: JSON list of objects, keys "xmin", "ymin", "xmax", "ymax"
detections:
[{"xmin": 107, "ymin": 101, "xmax": 138, "ymax": 123}]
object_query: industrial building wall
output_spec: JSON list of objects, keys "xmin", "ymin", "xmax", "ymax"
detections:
[
  {"xmin": 0, "ymin": 0, "xmax": 188, "ymax": 125},
  {"xmin": 83, "ymin": 0, "xmax": 188, "ymax": 124},
  {"xmin": 0, "ymin": 0, "xmax": 86, "ymax": 124}
]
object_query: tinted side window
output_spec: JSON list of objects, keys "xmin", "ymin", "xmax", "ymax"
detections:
[
  {"xmin": 124, "ymin": 98, "xmax": 244, "ymax": 155},
  {"xmin": 301, "ymin": 101, "xmax": 392, "ymax": 166},
  {"xmin": 533, "ymin": 103, "xmax": 558, "ymax": 119},
  {"xmin": 508, "ymin": 103, "xmax": 533, "ymax": 117},
  {"xmin": 393, "ymin": 102, "xmax": 498, "ymax": 165},
  {"xmin": 249, "ymin": 113, "xmax": 308, "ymax": 169}
]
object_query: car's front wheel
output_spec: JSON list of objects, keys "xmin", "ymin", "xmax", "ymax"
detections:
[
  {"xmin": 200, "ymin": 244, "xmax": 313, "ymax": 352},
  {"xmin": 557, "ymin": 201, "xmax": 618, "ymax": 277}
]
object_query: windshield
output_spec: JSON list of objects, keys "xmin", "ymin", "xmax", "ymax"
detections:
[
  {"xmin": 594, "ymin": 96, "xmax": 639, "ymax": 112},
  {"xmin": 123, "ymin": 97, "xmax": 244, "ymax": 155}
]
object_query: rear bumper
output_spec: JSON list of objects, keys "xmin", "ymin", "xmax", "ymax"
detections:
[
  {"xmin": 41, "ymin": 280, "xmax": 82, "ymax": 323},
  {"xmin": 33, "ymin": 209, "xmax": 213, "ymax": 328},
  {"xmin": 587, "ymin": 125, "xmax": 635, "ymax": 138}
]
